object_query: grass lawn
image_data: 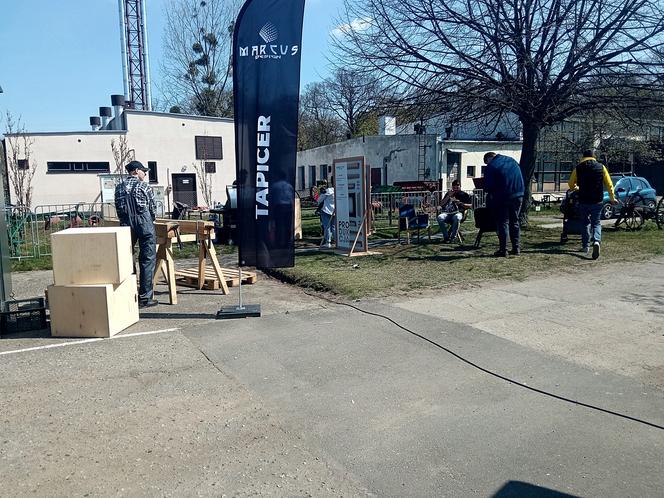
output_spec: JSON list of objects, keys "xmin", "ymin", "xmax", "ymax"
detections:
[
  {"xmin": 11, "ymin": 206, "xmax": 664, "ymax": 299},
  {"xmin": 269, "ymin": 222, "xmax": 664, "ymax": 299}
]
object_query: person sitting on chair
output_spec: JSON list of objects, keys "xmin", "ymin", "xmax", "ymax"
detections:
[{"xmin": 437, "ymin": 180, "xmax": 472, "ymax": 243}]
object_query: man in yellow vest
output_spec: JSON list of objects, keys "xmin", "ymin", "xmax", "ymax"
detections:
[{"xmin": 568, "ymin": 149, "xmax": 616, "ymax": 260}]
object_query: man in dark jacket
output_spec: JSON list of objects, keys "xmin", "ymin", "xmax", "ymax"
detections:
[
  {"xmin": 568, "ymin": 149, "xmax": 615, "ymax": 259},
  {"xmin": 483, "ymin": 152, "xmax": 525, "ymax": 257}
]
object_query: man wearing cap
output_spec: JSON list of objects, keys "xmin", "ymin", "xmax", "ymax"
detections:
[{"xmin": 115, "ymin": 160, "xmax": 158, "ymax": 308}]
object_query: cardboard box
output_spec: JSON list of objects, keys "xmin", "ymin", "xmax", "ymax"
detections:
[
  {"xmin": 51, "ymin": 227, "xmax": 133, "ymax": 285},
  {"xmin": 48, "ymin": 274, "xmax": 139, "ymax": 338}
]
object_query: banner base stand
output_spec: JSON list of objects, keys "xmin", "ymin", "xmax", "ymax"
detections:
[
  {"xmin": 216, "ymin": 268, "xmax": 260, "ymax": 319},
  {"xmin": 216, "ymin": 304, "xmax": 261, "ymax": 319}
]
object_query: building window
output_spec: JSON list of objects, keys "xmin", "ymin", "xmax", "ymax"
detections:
[
  {"xmin": 204, "ymin": 161, "xmax": 216, "ymax": 174},
  {"xmin": 297, "ymin": 166, "xmax": 305, "ymax": 190},
  {"xmin": 147, "ymin": 161, "xmax": 158, "ymax": 183},
  {"xmin": 319, "ymin": 164, "xmax": 327, "ymax": 181},
  {"xmin": 308, "ymin": 165, "xmax": 316, "ymax": 187},
  {"xmin": 17, "ymin": 159, "xmax": 29, "ymax": 170},
  {"xmin": 481, "ymin": 165, "xmax": 487, "ymax": 177},
  {"xmin": 195, "ymin": 136, "xmax": 223, "ymax": 160},
  {"xmin": 47, "ymin": 161, "xmax": 110, "ymax": 173},
  {"xmin": 467, "ymin": 165, "xmax": 476, "ymax": 178}
]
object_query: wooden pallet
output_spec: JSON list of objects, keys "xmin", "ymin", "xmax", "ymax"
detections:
[
  {"xmin": 174, "ymin": 267, "xmax": 258, "ymax": 290},
  {"xmin": 221, "ymin": 268, "xmax": 258, "ymax": 287}
]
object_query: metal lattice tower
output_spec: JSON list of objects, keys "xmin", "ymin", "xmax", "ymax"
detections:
[{"xmin": 118, "ymin": 0, "xmax": 152, "ymax": 110}]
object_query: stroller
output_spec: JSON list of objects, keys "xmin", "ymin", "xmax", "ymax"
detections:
[{"xmin": 559, "ymin": 190, "xmax": 586, "ymax": 243}]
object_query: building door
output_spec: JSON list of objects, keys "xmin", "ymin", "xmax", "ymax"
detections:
[
  {"xmin": 172, "ymin": 173, "xmax": 198, "ymax": 207},
  {"xmin": 371, "ymin": 167, "xmax": 382, "ymax": 187}
]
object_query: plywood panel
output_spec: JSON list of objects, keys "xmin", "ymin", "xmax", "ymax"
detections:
[
  {"xmin": 51, "ymin": 227, "xmax": 133, "ymax": 285},
  {"xmin": 48, "ymin": 274, "xmax": 139, "ymax": 338}
]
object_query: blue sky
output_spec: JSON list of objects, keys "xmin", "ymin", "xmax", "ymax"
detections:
[{"xmin": 0, "ymin": 0, "xmax": 345, "ymax": 132}]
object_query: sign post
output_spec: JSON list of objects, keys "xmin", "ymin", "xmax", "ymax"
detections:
[
  {"xmin": 217, "ymin": 0, "xmax": 305, "ymax": 319},
  {"xmin": 0, "ymin": 142, "xmax": 12, "ymax": 305},
  {"xmin": 333, "ymin": 157, "xmax": 376, "ymax": 257}
]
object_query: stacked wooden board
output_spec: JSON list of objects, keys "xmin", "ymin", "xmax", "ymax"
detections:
[{"xmin": 48, "ymin": 227, "xmax": 139, "ymax": 337}]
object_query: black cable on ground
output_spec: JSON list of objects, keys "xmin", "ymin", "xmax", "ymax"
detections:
[{"xmin": 309, "ymin": 291, "xmax": 664, "ymax": 432}]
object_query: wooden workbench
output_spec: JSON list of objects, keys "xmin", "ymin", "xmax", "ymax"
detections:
[
  {"xmin": 153, "ymin": 219, "xmax": 229, "ymax": 305},
  {"xmin": 104, "ymin": 218, "xmax": 257, "ymax": 305}
]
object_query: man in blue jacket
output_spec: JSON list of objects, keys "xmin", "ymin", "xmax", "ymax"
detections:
[{"xmin": 483, "ymin": 152, "xmax": 525, "ymax": 257}]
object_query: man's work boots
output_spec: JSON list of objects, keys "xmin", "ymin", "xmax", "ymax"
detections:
[{"xmin": 139, "ymin": 299, "xmax": 159, "ymax": 309}]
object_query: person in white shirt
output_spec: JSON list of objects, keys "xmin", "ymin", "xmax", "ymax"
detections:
[{"xmin": 316, "ymin": 178, "xmax": 336, "ymax": 248}]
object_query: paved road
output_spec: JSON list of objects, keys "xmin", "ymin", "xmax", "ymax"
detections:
[{"xmin": 2, "ymin": 258, "xmax": 663, "ymax": 497}]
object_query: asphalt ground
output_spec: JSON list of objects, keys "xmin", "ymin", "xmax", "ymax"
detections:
[{"xmin": 1, "ymin": 255, "xmax": 663, "ymax": 497}]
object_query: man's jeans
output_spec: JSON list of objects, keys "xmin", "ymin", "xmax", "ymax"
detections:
[
  {"xmin": 437, "ymin": 212, "xmax": 463, "ymax": 241},
  {"xmin": 493, "ymin": 196, "xmax": 522, "ymax": 252},
  {"xmin": 579, "ymin": 203, "xmax": 603, "ymax": 249},
  {"xmin": 320, "ymin": 212, "xmax": 336, "ymax": 244},
  {"xmin": 125, "ymin": 211, "xmax": 157, "ymax": 302}
]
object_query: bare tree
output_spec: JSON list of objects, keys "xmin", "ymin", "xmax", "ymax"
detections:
[
  {"xmin": 321, "ymin": 68, "xmax": 384, "ymax": 138},
  {"xmin": 298, "ymin": 82, "xmax": 344, "ymax": 150},
  {"xmin": 111, "ymin": 135, "xmax": 135, "ymax": 174},
  {"xmin": 335, "ymin": 0, "xmax": 664, "ymax": 222},
  {"xmin": 193, "ymin": 161, "xmax": 214, "ymax": 207},
  {"xmin": 3, "ymin": 112, "xmax": 37, "ymax": 209},
  {"xmin": 160, "ymin": 0, "xmax": 240, "ymax": 116}
]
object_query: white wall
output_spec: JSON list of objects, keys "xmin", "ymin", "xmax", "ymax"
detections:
[
  {"xmin": 5, "ymin": 131, "xmax": 122, "ymax": 207},
  {"xmin": 443, "ymin": 141, "xmax": 522, "ymax": 192},
  {"xmin": 296, "ymin": 135, "xmax": 440, "ymax": 193},
  {"xmin": 7, "ymin": 111, "xmax": 236, "ymax": 210},
  {"xmin": 296, "ymin": 136, "xmax": 522, "ymax": 194},
  {"xmin": 125, "ymin": 111, "xmax": 236, "ymax": 209}
]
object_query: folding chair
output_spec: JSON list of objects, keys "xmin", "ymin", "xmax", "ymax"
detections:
[{"xmin": 398, "ymin": 204, "xmax": 430, "ymax": 244}]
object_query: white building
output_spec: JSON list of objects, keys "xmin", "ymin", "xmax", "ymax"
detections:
[
  {"xmin": 296, "ymin": 121, "xmax": 522, "ymax": 195},
  {"xmin": 2, "ymin": 99, "xmax": 236, "ymax": 213}
]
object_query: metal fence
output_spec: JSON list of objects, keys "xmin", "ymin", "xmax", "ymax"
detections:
[
  {"xmin": 2, "ymin": 202, "xmax": 171, "ymax": 259},
  {"xmin": 5, "ymin": 190, "xmax": 486, "ymax": 258},
  {"xmin": 5, "ymin": 200, "xmax": 169, "ymax": 259},
  {"xmin": 31, "ymin": 202, "xmax": 115, "ymax": 257},
  {"xmin": 369, "ymin": 189, "xmax": 485, "ymax": 227},
  {"xmin": 3, "ymin": 205, "xmax": 38, "ymax": 259}
]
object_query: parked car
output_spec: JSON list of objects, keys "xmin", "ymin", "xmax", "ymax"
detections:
[{"xmin": 601, "ymin": 175, "xmax": 657, "ymax": 219}]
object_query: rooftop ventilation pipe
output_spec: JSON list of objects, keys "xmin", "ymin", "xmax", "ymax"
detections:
[
  {"xmin": 99, "ymin": 107, "xmax": 113, "ymax": 130},
  {"xmin": 89, "ymin": 116, "xmax": 101, "ymax": 131},
  {"xmin": 110, "ymin": 94, "xmax": 126, "ymax": 130}
]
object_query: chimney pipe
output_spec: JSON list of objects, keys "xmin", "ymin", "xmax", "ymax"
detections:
[
  {"xmin": 89, "ymin": 116, "xmax": 101, "ymax": 131},
  {"xmin": 99, "ymin": 107, "xmax": 113, "ymax": 130},
  {"xmin": 110, "ymin": 94, "xmax": 126, "ymax": 130}
]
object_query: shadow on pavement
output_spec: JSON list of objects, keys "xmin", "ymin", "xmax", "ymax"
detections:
[
  {"xmin": 622, "ymin": 292, "xmax": 664, "ymax": 315},
  {"xmin": 491, "ymin": 480, "xmax": 580, "ymax": 498},
  {"xmin": 137, "ymin": 312, "xmax": 218, "ymax": 320}
]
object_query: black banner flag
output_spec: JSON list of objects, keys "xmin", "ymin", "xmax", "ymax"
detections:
[{"xmin": 233, "ymin": 0, "xmax": 305, "ymax": 268}]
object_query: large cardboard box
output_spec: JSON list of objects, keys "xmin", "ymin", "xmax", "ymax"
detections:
[
  {"xmin": 51, "ymin": 227, "xmax": 133, "ymax": 285},
  {"xmin": 48, "ymin": 274, "xmax": 139, "ymax": 338}
]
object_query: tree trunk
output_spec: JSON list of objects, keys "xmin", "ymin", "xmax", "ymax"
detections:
[{"xmin": 519, "ymin": 121, "xmax": 540, "ymax": 227}]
